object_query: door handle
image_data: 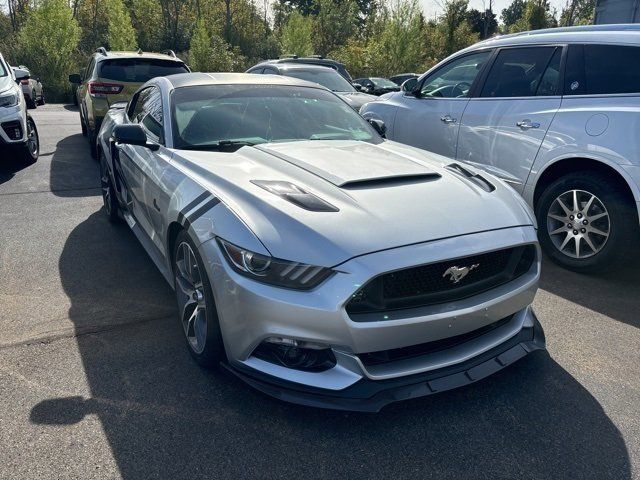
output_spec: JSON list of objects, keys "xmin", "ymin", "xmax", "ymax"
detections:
[
  {"xmin": 440, "ymin": 115, "xmax": 457, "ymax": 124},
  {"xmin": 516, "ymin": 119, "xmax": 540, "ymax": 130}
]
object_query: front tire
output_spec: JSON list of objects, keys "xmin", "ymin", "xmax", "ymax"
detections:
[
  {"xmin": 173, "ymin": 231, "xmax": 226, "ymax": 367},
  {"xmin": 14, "ymin": 116, "xmax": 39, "ymax": 164},
  {"xmin": 99, "ymin": 151, "xmax": 120, "ymax": 223},
  {"xmin": 536, "ymin": 171, "xmax": 638, "ymax": 273}
]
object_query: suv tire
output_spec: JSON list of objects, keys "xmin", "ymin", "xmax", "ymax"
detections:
[
  {"xmin": 99, "ymin": 151, "xmax": 120, "ymax": 223},
  {"xmin": 14, "ymin": 116, "xmax": 39, "ymax": 164},
  {"xmin": 173, "ymin": 230, "xmax": 226, "ymax": 368},
  {"xmin": 536, "ymin": 171, "xmax": 638, "ymax": 273}
]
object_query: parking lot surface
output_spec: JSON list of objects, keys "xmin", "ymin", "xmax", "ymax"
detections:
[{"xmin": 0, "ymin": 104, "xmax": 639, "ymax": 479}]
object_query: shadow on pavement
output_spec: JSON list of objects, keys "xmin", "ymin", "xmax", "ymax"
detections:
[
  {"xmin": 0, "ymin": 156, "xmax": 34, "ymax": 186},
  {"xmin": 28, "ymin": 208, "xmax": 631, "ymax": 479},
  {"xmin": 49, "ymin": 132, "xmax": 101, "ymax": 197},
  {"xmin": 540, "ymin": 255, "xmax": 640, "ymax": 329}
]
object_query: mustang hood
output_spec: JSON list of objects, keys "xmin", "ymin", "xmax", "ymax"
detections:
[{"xmin": 173, "ymin": 140, "xmax": 534, "ymax": 267}]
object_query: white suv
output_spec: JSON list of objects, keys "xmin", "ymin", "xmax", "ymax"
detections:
[
  {"xmin": 361, "ymin": 25, "xmax": 640, "ymax": 272},
  {"xmin": 0, "ymin": 53, "xmax": 39, "ymax": 163}
]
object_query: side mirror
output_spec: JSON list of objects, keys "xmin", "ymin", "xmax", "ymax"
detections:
[
  {"xmin": 401, "ymin": 77, "xmax": 418, "ymax": 93},
  {"xmin": 68, "ymin": 73, "xmax": 81, "ymax": 84},
  {"xmin": 14, "ymin": 68, "xmax": 30, "ymax": 83},
  {"xmin": 367, "ymin": 118, "xmax": 386, "ymax": 138},
  {"xmin": 364, "ymin": 85, "xmax": 373, "ymax": 93},
  {"xmin": 112, "ymin": 124, "xmax": 159, "ymax": 151},
  {"xmin": 352, "ymin": 83, "xmax": 362, "ymax": 92}
]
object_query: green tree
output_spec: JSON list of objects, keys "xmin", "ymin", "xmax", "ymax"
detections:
[
  {"xmin": 425, "ymin": 0, "xmax": 478, "ymax": 61},
  {"xmin": 467, "ymin": 8, "xmax": 498, "ymax": 39},
  {"xmin": 312, "ymin": 0, "xmax": 359, "ymax": 56},
  {"xmin": 280, "ymin": 11, "xmax": 313, "ymax": 56},
  {"xmin": 501, "ymin": 0, "xmax": 526, "ymax": 30},
  {"xmin": 17, "ymin": 0, "xmax": 80, "ymax": 101},
  {"xmin": 509, "ymin": 0, "xmax": 556, "ymax": 32},
  {"xmin": 107, "ymin": 0, "xmax": 136, "ymax": 50},
  {"xmin": 188, "ymin": 19, "xmax": 243, "ymax": 72},
  {"xmin": 559, "ymin": 0, "xmax": 594, "ymax": 25},
  {"xmin": 130, "ymin": 0, "xmax": 164, "ymax": 51}
]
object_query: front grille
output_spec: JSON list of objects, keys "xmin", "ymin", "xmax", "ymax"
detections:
[
  {"xmin": 346, "ymin": 245, "xmax": 536, "ymax": 317},
  {"xmin": 1, "ymin": 121, "xmax": 22, "ymax": 141},
  {"xmin": 359, "ymin": 316, "xmax": 513, "ymax": 366}
]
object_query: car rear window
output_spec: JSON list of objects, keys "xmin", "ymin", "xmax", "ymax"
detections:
[
  {"xmin": 583, "ymin": 45, "xmax": 640, "ymax": 95},
  {"xmin": 98, "ymin": 59, "xmax": 189, "ymax": 83}
]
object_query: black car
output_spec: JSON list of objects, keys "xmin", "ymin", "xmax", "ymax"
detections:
[
  {"xmin": 389, "ymin": 73, "xmax": 419, "ymax": 86},
  {"xmin": 262, "ymin": 55, "xmax": 352, "ymax": 82},
  {"xmin": 352, "ymin": 77, "xmax": 401, "ymax": 96},
  {"xmin": 246, "ymin": 62, "xmax": 376, "ymax": 111}
]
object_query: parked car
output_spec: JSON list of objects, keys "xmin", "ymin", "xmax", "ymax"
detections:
[
  {"xmin": 261, "ymin": 55, "xmax": 353, "ymax": 82},
  {"xmin": 0, "ymin": 54, "xmax": 39, "ymax": 163},
  {"xmin": 246, "ymin": 62, "xmax": 377, "ymax": 111},
  {"xmin": 97, "ymin": 72, "xmax": 544, "ymax": 411},
  {"xmin": 353, "ymin": 77, "xmax": 401, "ymax": 96},
  {"xmin": 361, "ymin": 24, "xmax": 640, "ymax": 273},
  {"xmin": 69, "ymin": 47, "xmax": 189, "ymax": 158},
  {"xmin": 13, "ymin": 66, "xmax": 44, "ymax": 109},
  {"xmin": 389, "ymin": 73, "xmax": 418, "ymax": 86}
]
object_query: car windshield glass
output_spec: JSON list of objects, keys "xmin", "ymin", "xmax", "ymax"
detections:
[
  {"xmin": 171, "ymin": 84, "xmax": 380, "ymax": 150},
  {"xmin": 281, "ymin": 69, "xmax": 355, "ymax": 92},
  {"xmin": 371, "ymin": 77, "xmax": 397, "ymax": 88},
  {"xmin": 98, "ymin": 59, "xmax": 188, "ymax": 83},
  {"xmin": 0, "ymin": 60, "xmax": 7, "ymax": 77}
]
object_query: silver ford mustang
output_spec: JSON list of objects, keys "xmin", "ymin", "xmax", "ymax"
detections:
[{"xmin": 97, "ymin": 73, "xmax": 545, "ymax": 412}]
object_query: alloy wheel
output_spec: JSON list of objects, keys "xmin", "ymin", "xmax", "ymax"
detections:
[
  {"xmin": 99, "ymin": 159, "xmax": 112, "ymax": 215},
  {"xmin": 546, "ymin": 189, "xmax": 610, "ymax": 259},
  {"xmin": 26, "ymin": 118, "xmax": 38, "ymax": 158},
  {"xmin": 174, "ymin": 242, "xmax": 208, "ymax": 354}
]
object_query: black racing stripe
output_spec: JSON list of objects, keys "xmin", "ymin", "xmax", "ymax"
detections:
[
  {"xmin": 187, "ymin": 198, "xmax": 220, "ymax": 224},
  {"xmin": 182, "ymin": 191, "xmax": 212, "ymax": 215}
]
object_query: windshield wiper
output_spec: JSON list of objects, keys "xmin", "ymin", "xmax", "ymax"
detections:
[{"xmin": 181, "ymin": 140, "xmax": 260, "ymax": 151}]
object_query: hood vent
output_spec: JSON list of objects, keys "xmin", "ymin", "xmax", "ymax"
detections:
[
  {"xmin": 340, "ymin": 173, "xmax": 440, "ymax": 189},
  {"xmin": 446, "ymin": 163, "xmax": 495, "ymax": 193},
  {"xmin": 251, "ymin": 180, "xmax": 338, "ymax": 212}
]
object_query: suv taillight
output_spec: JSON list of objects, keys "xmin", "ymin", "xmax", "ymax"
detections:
[
  {"xmin": 20, "ymin": 79, "xmax": 29, "ymax": 85},
  {"xmin": 88, "ymin": 82, "xmax": 123, "ymax": 95}
]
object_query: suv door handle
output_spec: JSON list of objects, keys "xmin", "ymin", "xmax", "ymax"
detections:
[
  {"xmin": 516, "ymin": 119, "xmax": 540, "ymax": 130},
  {"xmin": 440, "ymin": 115, "xmax": 457, "ymax": 124}
]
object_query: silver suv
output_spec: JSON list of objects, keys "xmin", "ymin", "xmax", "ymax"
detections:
[{"xmin": 361, "ymin": 25, "xmax": 640, "ymax": 272}]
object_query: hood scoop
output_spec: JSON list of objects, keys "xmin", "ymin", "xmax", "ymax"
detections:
[
  {"xmin": 255, "ymin": 141, "xmax": 440, "ymax": 188},
  {"xmin": 340, "ymin": 172, "xmax": 440, "ymax": 189},
  {"xmin": 251, "ymin": 180, "xmax": 338, "ymax": 212}
]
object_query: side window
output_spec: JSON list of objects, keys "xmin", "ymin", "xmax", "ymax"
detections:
[
  {"xmin": 84, "ymin": 58, "xmax": 95, "ymax": 81},
  {"xmin": 128, "ymin": 88, "xmax": 151, "ymax": 122},
  {"xmin": 481, "ymin": 47, "xmax": 557, "ymax": 98},
  {"xmin": 536, "ymin": 48, "xmax": 562, "ymax": 96},
  {"xmin": 263, "ymin": 67, "xmax": 278, "ymax": 74},
  {"xmin": 583, "ymin": 44, "xmax": 640, "ymax": 95},
  {"xmin": 564, "ymin": 44, "xmax": 586, "ymax": 95},
  {"xmin": 140, "ymin": 87, "xmax": 164, "ymax": 144},
  {"xmin": 420, "ymin": 50, "xmax": 491, "ymax": 98},
  {"xmin": 247, "ymin": 67, "xmax": 264, "ymax": 74}
]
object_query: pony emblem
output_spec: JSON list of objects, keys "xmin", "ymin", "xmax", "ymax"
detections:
[{"xmin": 442, "ymin": 264, "xmax": 480, "ymax": 284}]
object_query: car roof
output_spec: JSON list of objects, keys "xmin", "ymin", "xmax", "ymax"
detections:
[
  {"xmin": 161, "ymin": 72, "xmax": 327, "ymax": 90},
  {"xmin": 473, "ymin": 24, "xmax": 640, "ymax": 50},
  {"xmin": 260, "ymin": 63, "xmax": 336, "ymax": 72},
  {"xmin": 95, "ymin": 50, "xmax": 184, "ymax": 62}
]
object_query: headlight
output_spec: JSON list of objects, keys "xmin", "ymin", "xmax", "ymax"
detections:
[
  {"xmin": 0, "ymin": 92, "xmax": 18, "ymax": 108},
  {"xmin": 217, "ymin": 238, "xmax": 333, "ymax": 290}
]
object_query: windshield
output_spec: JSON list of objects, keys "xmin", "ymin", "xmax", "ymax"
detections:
[
  {"xmin": 98, "ymin": 59, "xmax": 189, "ymax": 83},
  {"xmin": 282, "ymin": 69, "xmax": 355, "ymax": 92},
  {"xmin": 171, "ymin": 85, "xmax": 380, "ymax": 151},
  {"xmin": 0, "ymin": 59, "xmax": 7, "ymax": 77},
  {"xmin": 371, "ymin": 77, "xmax": 398, "ymax": 88}
]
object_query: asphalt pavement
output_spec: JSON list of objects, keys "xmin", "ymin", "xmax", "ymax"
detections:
[{"xmin": 0, "ymin": 104, "xmax": 638, "ymax": 479}]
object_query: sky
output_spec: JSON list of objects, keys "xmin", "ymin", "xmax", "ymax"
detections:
[{"xmin": 418, "ymin": 0, "xmax": 568, "ymax": 22}]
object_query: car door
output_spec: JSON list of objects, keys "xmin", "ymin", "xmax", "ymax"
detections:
[
  {"xmin": 392, "ymin": 50, "xmax": 492, "ymax": 159},
  {"xmin": 456, "ymin": 46, "xmax": 563, "ymax": 192},
  {"xmin": 79, "ymin": 58, "xmax": 95, "ymax": 123}
]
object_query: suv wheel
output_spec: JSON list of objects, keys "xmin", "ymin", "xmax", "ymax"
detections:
[
  {"xmin": 15, "ymin": 116, "xmax": 39, "ymax": 164},
  {"xmin": 173, "ymin": 231, "xmax": 226, "ymax": 367},
  {"xmin": 37, "ymin": 94, "xmax": 45, "ymax": 106},
  {"xmin": 536, "ymin": 171, "xmax": 638, "ymax": 273},
  {"xmin": 99, "ymin": 151, "xmax": 120, "ymax": 223},
  {"xmin": 88, "ymin": 128, "xmax": 97, "ymax": 159},
  {"xmin": 27, "ymin": 92, "xmax": 36, "ymax": 109},
  {"xmin": 80, "ymin": 110, "xmax": 87, "ymax": 136}
]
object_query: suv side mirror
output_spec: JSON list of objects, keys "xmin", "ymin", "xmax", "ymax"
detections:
[
  {"xmin": 401, "ymin": 77, "xmax": 418, "ymax": 93},
  {"xmin": 68, "ymin": 73, "xmax": 81, "ymax": 84},
  {"xmin": 113, "ymin": 124, "xmax": 159, "ymax": 151},
  {"xmin": 14, "ymin": 68, "xmax": 30, "ymax": 83},
  {"xmin": 367, "ymin": 118, "xmax": 386, "ymax": 138},
  {"xmin": 352, "ymin": 83, "xmax": 362, "ymax": 92}
]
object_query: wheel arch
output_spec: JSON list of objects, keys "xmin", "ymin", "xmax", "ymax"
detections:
[
  {"xmin": 533, "ymin": 157, "xmax": 640, "ymax": 222},
  {"xmin": 166, "ymin": 221, "xmax": 184, "ymax": 273}
]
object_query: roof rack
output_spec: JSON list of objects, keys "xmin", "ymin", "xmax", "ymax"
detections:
[
  {"xmin": 137, "ymin": 48, "xmax": 143, "ymax": 55},
  {"xmin": 163, "ymin": 49, "xmax": 177, "ymax": 58},
  {"xmin": 307, "ymin": 55, "xmax": 324, "ymax": 59},
  {"xmin": 96, "ymin": 47, "xmax": 108, "ymax": 56},
  {"xmin": 279, "ymin": 54, "xmax": 299, "ymax": 59}
]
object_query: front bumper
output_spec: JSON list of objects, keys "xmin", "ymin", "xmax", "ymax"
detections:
[
  {"xmin": 226, "ymin": 312, "xmax": 545, "ymax": 412},
  {"xmin": 200, "ymin": 225, "xmax": 542, "ymax": 410},
  {"xmin": 0, "ymin": 103, "xmax": 28, "ymax": 145}
]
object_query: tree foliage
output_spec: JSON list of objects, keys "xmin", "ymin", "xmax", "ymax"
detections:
[
  {"xmin": 107, "ymin": 0, "xmax": 137, "ymax": 50},
  {"xmin": 280, "ymin": 11, "xmax": 313, "ymax": 56},
  {"xmin": 16, "ymin": 0, "xmax": 80, "ymax": 100}
]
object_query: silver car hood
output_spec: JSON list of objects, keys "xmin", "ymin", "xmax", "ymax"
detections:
[
  {"xmin": 172, "ymin": 140, "xmax": 534, "ymax": 266},
  {"xmin": 0, "ymin": 74, "xmax": 14, "ymax": 95}
]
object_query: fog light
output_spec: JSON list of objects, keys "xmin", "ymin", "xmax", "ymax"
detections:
[{"xmin": 253, "ymin": 337, "xmax": 337, "ymax": 372}]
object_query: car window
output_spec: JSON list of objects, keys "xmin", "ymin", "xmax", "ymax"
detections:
[
  {"xmin": 481, "ymin": 47, "xmax": 557, "ymax": 98},
  {"xmin": 420, "ymin": 51, "xmax": 491, "ymax": 98},
  {"xmin": 535, "ymin": 48, "xmax": 562, "ymax": 96},
  {"xmin": 84, "ymin": 58, "xmax": 95, "ymax": 81},
  {"xmin": 0, "ymin": 58, "xmax": 7, "ymax": 77},
  {"xmin": 140, "ymin": 87, "xmax": 164, "ymax": 143},
  {"xmin": 171, "ymin": 84, "xmax": 381, "ymax": 150},
  {"xmin": 371, "ymin": 77, "xmax": 397, "ymax": 88},
  {"xmin": 98, "ymin": 59, "xmax": 189, "ymax": 83},
  {"xmin": 582, "ymin": 44, "xmax": 640, "ymax": 95},
  {"xmin": 282, "ymin": 69, "xmax": 355, "ymax": 92},
  {"xmin": 263, "ymin": 67, "xmax": 278, "ymax": 74},
  {"xmin": 247, "ymin": 67, "xmax": 264, "ymax": 74},
  {"xmin": 128, "ymin": 88, "xmax": 151, "ymax": 122}
]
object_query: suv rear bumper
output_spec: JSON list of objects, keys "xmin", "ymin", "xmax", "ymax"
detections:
[{"xmin": 225, "ymin": 311, "xmax": 545, "ymax": 412}]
